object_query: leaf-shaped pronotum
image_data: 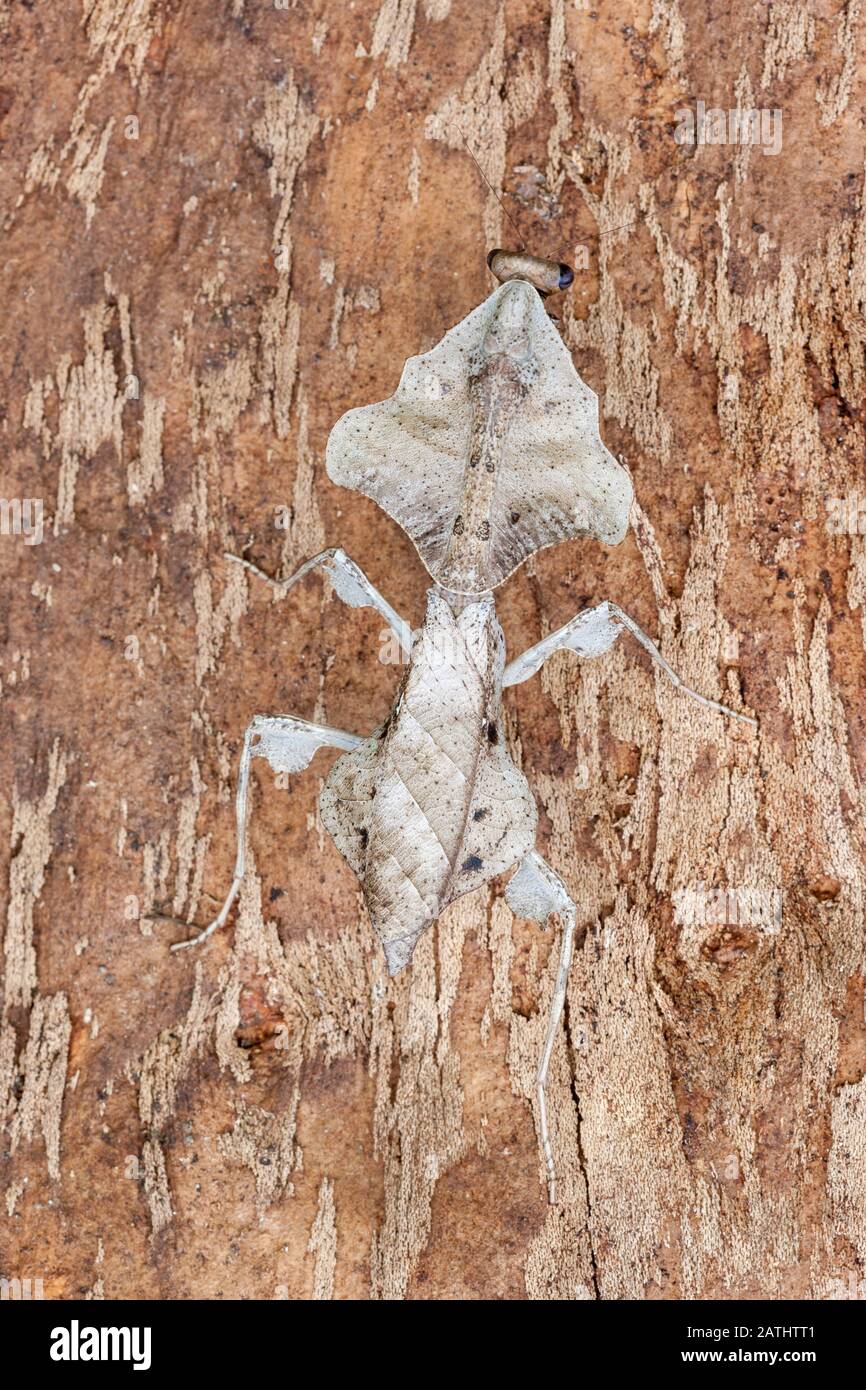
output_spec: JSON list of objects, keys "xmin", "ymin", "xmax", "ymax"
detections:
[{"xmin": 326, "ymin": 278, "xmax": 634, "ymax": 594}]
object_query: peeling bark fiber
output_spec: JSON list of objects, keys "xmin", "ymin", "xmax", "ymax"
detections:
[{"xmin": 2, "ymin": 0, "xmax": 866, "ymax": 1301}]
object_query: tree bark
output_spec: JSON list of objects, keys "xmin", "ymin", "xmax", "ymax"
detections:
[{"xmin": 2, "ymin": 0, "xmax": 865, "ymax": 1300}]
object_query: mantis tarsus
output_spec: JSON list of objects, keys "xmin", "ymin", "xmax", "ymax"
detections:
[{"xmin": 174, "ymin": 248, "xmax": 756, "ymax": 1204}]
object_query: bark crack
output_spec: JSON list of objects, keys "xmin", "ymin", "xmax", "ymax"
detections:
[{"xmin": 563, "ymin": 984, "xmax": 600, "ymax": 1299}]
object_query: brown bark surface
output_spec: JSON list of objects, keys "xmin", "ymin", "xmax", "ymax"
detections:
[{"xmin": 2, "ymin": 0, "xmax": 865, "ymax": 1301}]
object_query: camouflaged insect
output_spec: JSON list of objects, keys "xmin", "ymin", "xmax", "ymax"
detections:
[{"xmin": 175, "ymin": 250, "xmax": 755, "ymax": 1202}]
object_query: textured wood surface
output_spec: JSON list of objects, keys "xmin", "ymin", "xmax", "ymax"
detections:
[{"xmin": 2, "ymin": 0, "xmax": 865, "ymax": 1301}]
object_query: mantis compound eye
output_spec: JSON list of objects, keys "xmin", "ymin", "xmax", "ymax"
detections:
[{"xmin": 487, "ymin": 249, "xmax": 575, "ymax": 297}]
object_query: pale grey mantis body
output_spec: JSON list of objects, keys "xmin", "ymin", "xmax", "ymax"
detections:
[{"xmin": 174, "ymin": 252, "xmax": 755, "ymax": 1203}]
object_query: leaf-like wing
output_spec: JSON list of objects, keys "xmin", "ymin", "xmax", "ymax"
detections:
[
  {"xmin": 326, "ymin": 279, "xmax": 633, "ymax": 594},
  {"xmin": 320, "ymin": 593, "xmax": 536, "ymax": 974}
]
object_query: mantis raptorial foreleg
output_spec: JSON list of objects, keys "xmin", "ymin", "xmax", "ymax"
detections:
[
  {"xmin": 503, "ymin": 599, "xmax": 756, "ymax": 726},
  {"xmin": 227, "ymin": 547, "xmax": 413, "ymax": 658},
  {"xmin": 171, "ymin": 715, "xmax": 364, "ymax": 952},
  {"xmin": 506, "ymin": 850, "xmax": 577, "ymax": 1205}
]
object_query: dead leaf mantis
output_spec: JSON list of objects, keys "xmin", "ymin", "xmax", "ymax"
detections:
[{"xmin": 173, "ymin": 248, "xmax": 756, "ymax": 1203}]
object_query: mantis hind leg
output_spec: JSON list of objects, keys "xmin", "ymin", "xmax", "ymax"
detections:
[
  {"xmin": 171, "ymin": 715, "xmax": 364, "ymax": 952},
  {"xmin": 505, "ymin": 849, "xmax": 578, "ymax": 1205}
]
